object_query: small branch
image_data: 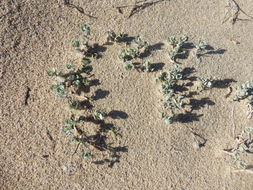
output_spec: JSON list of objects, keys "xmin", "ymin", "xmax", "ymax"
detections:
[
  {"xmin": 223, "ymin": 0, "xmax": 253, "ymax": 24},
  {"xmin": 63, "ymin": 0, "xmax": 98, "ymax": 19},
  {"xmin": 72, "ymin": 142, "xmax": 81, "ymax": 156},
  {"xmin": 114, "ymin": 0, "xmax": 167, "ymax": 18},
  {"xmin": 232, "ymin": 169, "xmax": 253, "ymax": 174},
  {"xmin": 24, "ymin": 86, "xmax": 31, "ymax": 105}
]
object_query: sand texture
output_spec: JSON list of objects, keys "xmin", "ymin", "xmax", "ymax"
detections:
[{"xmin": 1, "ymin": 0, "xmax": 253, "ymax": 189}]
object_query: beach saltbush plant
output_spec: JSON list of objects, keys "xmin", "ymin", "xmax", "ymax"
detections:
[
  {"xmin": 233, "ymin": 79, "xmax": 253, "ymax": 118},
  {"xmin": 119, "ymin": 34, "xmax": 150, "ymax": 71},
  {"xmin": 195, "ymin": 40, "xmax": 207, "ymax": 59},
  {"xmin": 167, "ymin": 35, "xmax": 188, "ymax": 62},
  {"xmin": 197, "ymin": 77, "xmax": 214, "ymax": 91},
  {"xmin": 48, "ymin": 25, "xmax": 118, "ymax": 158},
  {"xmin": 157, "ymin": 64, "xmax": 185, "ymax": 124},
  {"xmin": 72, "ymin": 24, "xmax": 99, "ymax": 59},
  {"xmin": 224, "ymin": 127, "xmax": 253, "ymax": 170},
  {"xmin": 106, "ymin": 30, "xmax": 126, "ymax": 43}
]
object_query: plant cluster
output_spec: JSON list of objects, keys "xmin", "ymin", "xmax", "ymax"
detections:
[
  {"xmin": 197, "ymin": 77, "xmax": 214, "ymax": 92},
  {"xmin": 118, "ymin": 35, "xmax": 152, "ymax": 71},
  {"xmin": 233, "ymin": 79, "xmax": 253, "ymax": 118},
  {"xmin": 106, "ymin": 30, "xmax": 126, "ymax": 43},
  {"xmin": 157, "ymin": 64, "xmax": 185, "ymax": 124},
  {"xmin": 167, "ymin": 35, "xmax": 188, "ymax": 62},
  {"xmin": 195, "ymin": 40, "xmax": 207, "ymax": 59},
  {"xmin": 48, "ymin": 25, "xmax": 117, "ymax": 158},
  {"xmin": 224, "ymin": 127, "xmax": 253, "ymax": 170},
  {"xmin": 157, "ymin": 36, "xmax": 214, "ymax": 124},
  {"xmin": 48, "ymin": 61, "xmax": 93, "ymax": 109},
  {"xmin": 72, "ymin": 24, "xmax": 99, "ymax": 59}
]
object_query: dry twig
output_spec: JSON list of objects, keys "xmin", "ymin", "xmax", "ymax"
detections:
[
  {"xmin": 63, "ymin": 0, "xmax": 98, "ymax": 19},
  {"xmin": 115, "ymin": 0, "xmax": 167, "ymax": 18},
  {"xmin": 223, "ymin": 0, "xmax": 253, "ymax": 24}
]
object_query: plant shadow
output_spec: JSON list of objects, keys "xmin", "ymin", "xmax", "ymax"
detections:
[
  {"xmin": 92, "ymin": 146, "xmax": 128, "ymax": 168},
  {"xmin": 151, "ymin": 62, "xmax": 165, "ymax": 72},
  {"xmin": 80, "ymin": 111, "xmax": 128, "ymax": 167},
  {"xmin": 175, "ymin": 112, "xmax": 203, "ymax": 123},
  {"xmin": 93, "ymin": 89, "xmax": 110, "ymax": 101},
  {"xmin": 93, "ymin": 43, "xmax": 107, "ymax": 54},
  {"xmin": 140, "ymin": 42, "xmax": 165, "ymax": 59},
  {"xmin": 171, "ymin": 66, "xmax": 216, "ymax": 123},
  {"xmin": 188, "ymin": 97, "xmax": 215, "ymax": 112},
  {"xmin": 213, "ymin": 78, "xmax": 236, "ymax": 88},
  {"xmin": 108, "ymin": 110, "xmax": 129, "ymax": 119}
]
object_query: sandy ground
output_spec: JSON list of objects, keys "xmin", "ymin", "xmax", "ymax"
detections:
[{"xmin": 1, "ymin": 0, "xmax": 253, "ymax": 189}]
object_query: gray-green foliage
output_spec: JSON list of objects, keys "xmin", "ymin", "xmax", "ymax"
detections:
[
  {"xmin": 195, "ymin": 40, "xmax": 207, "ymax": 58},
  {"xmin": 134, "ymin": 34, "xmax": 149, "ymax": 50},
  {"xmin": 119, "ymin": 34, "xmax": 150, "ymax": 71},
  {"xmin": 71, "ymin": 24, "xmax": 98, "ymax": 59},
  {"xmin": 167, "ymin": 35, "xmax": 188, "ymax": 61},
  {"xmin": 48, "ymin": 62, "xmax": 93, "ymax": 109},
  {"xmin": 93, "ymin": 110, "xmax": 106, "ymax": 121},
  {"xmin": 157, "ymin": 64, "xmax": 184, "ymax": 124},
  {"xmin": 140, "ymin": 60, "xmax": 153, "ymax": 72},
  {"xmin": 234, "ymin": 79, "xmax": 253, "ymax": 102},
  {"xmin": 119, "ymin": 48, "xmax": 140, "ymax": 62},
  {"xmin": 228, "ymin": 127, "xmax": 253, "ymax": 169},
  {"xmin": 61, "ymin": 116, "xmax": 92, "ymax": 158},
  {"xmin": 48, "ymin": 25, "xmax": 118, "ymax": 158},
  {"xmin": 234, "ymin": 79, "xmax": 253, "ymax": 119},
  {"xmin": 197, "ymin": 77, "xmax": 214, "ymax": 91},
  {"xmin": 123, "ymin": 61, "xmax": 134, "ymax": 70},
  {"xmin": 106, "ymin": 30, "xmax": 126, "ymax": 43}
]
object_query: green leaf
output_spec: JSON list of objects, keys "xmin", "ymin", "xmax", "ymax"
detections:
[
  {"xmin": 71, "ymin": 40, "xmax": 80, "ymax": 47},
  {"xmin": 82, "ymin": 151, "xmax": 92, "ymax": 159},
  {"xmin": 81, "ymin": 24, "xmax": 90, "ymax": 36},
  {"xmin": 124, "ymin": 61, "xmax": 134, "ymax": 70},
  {"xmin": 69, "ymin": 100, "xmax": 79, "ymax": 109},
  {"xmin": 72, "ymin": 80, "xmax": 81, "ymax": 87},
  {"xmin": 179, "ymin": 35, "xmax": 188, "ymax": 43},
  {"xmin": 50, "ymin": 84, "xmax": 65, "ymax": 96},
  {"xmin": 66, "ymin": 119, "xmax": 75, "ymax": 126},
  {"xmin": 198, "ymin": 40, "xmax": 207, "ymax": 50},
  {"xmin": 66, "ymin": 64, "xmax": 73, "ymax": 69},
  {"xmin": 93, "ymin": 110, "xmax": 106, "ymax": 120},
  {"xmin": 47, "ymin": 68, "xmax": 57, "ymax": 76},
  {"xmin": 82, "ymin": 78, "xmax": 91, "ymax": 86}
]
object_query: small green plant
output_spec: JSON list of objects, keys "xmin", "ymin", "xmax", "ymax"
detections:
[
  {"xmin": 123, "ymin": 61, "xmax": 134, "ymax": 70},
  {"xmin": 93, "ymin": 110, "xmax": 106, "ymax": 121},
  {"xmin": 106, "ymin": 30, "xmax": 126, "ymax": 43},
  {"xmin": 197, "ymin": 77, "xmax": 214, "ymax": 91},
  {"xmin": 48, "ymin": 62, "xmax": 93, "ymax": 109},
  {"xmin": 48, "ymin": 25, "xmax": 119, "ymax": 158},
  {"xmin": 119, "ymin": 48, "xmax": 140, "ymax": 62},
  {"xmin": 157, "ymin": 64, "xmax": 184, "ymax": 124},
  {"xmin": 61, "ymin": 114, "xmax": 101, "ymax": 158},
  {"xmin": 195, "ymin": 40, "xmax": 207, "ymax": 59},
  {"xmin": 234, "ymin": 79, "xmax": 253, "ymax": 118},
  {"xmin": 139, "ymin": 60, "xmax": 153, "ymax": 72},
  {"xmin": 71, "ymin": 24, "xmax": 99, "ymax": 59},
  {"xmin": 167, "ymin": 35, "xmax": 188, "ymax": 62},
  {"xmin": 134, "ymin": 34, "xmax": 149, "ymax": 51},
  {"xmin": 119, "ymin": 34, "xmax": 150, "ymax": 71},
  {"xmin": 234, "ymin": 79, "xmax": 253, "ymax": 101},
  {"xmin": 224, "ymin": 127, "xmax": 253, "ymax": 170}
]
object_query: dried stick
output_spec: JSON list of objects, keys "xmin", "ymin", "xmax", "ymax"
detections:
[
  {"xmin": 223, "ymin": 0, "xmax": 253, "ymax": 24},
  {"xmin": 63, "ymin": 0, "xmax": 97, "ymax": 19}
]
